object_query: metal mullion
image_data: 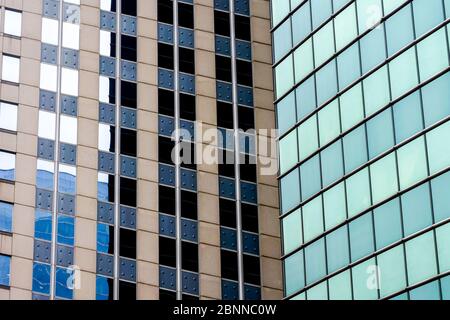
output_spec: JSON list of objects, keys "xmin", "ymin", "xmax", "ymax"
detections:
[
  {"xmin": 49, "ymin": 0, "xmax": 65, "ymax": 300},
  {"xmin": 113, "ymin": 0, "xmax": 122, "ymax": 301},
  {"xmin": 229, "ymin": 0, "xmax": 244, "ymax": 300}
]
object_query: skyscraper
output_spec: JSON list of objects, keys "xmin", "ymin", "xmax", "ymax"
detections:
[
  {"xmin": 272, "ymin": 0, "xmax": 450, "ymax": 300},
  {"xmin": 0, "ymin": 0, "xmax": 282, "ymax": 300}
]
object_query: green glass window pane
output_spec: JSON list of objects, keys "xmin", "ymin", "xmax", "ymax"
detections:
[
  {"xmin": 393, "ymin": 91, "xmax": 423, "ymax": 144},
  {"xmin": 290, "ymin": 0, "xmax": 303, "ymax": 7},
  {"xmin": 311, "ymin": 0, "xmax": 332, "ymax": 29},
  {"xmin": 413, "ymin": 0, "xmax": 445, "ymax": 37},
  {"xmin": 431, "ymin": 171, "xmax": 450, "ymax": 223},
  {"xmin": 316, "ymin": 60, "xmax": 338, "ymax": 106},
  {"xmin": 321, "ymin": 140, "xmax": 344, "ymax": 187},
  {"xmin": 291, "ymin": 292, "xmax": 306, "ymax": 300},
  {"xmin": 284, "ymin": 250, "xmax": 305, "ymax": 296},
  {"xmin": 397, "ymin": 136, "xmax": 427, "ymax": 190},
  {"xmin": 406, "ymin": 231, "xmax": 437, "ymax": 285},
  {"xmin": 337, "ymin": 42, "xmax": 361, "ymax": 90},
  {"xmin": 296, "ymin": 76, "xmax": 317, "ymax": 120},
  {"xmin": 370, "ymin": 153, "xmax": 398, "ymax": 203},
  {"xmin": 442, "ymin": 275, "xmax": 450, "ymax": 300},
  {"xmin": 343, "ymin": 125, "xmax": 368, "ymax": 173},
  {"xmin": 426, "ymin": 121, "xmax": 450, "ymax": 175},
  {"xmin": 281, "ymin": 168, "xmax": 300, "ymax": 214},
  {"xmin": 313, "ymin": 22, "xmax": 335, "ymax": 67},
  {"xmin": 335, "ymin": 3, "xmax": 357, "ymax": 51},
  {"xmin": 389, "ymin": 47, "xmax": 418, "ymax": 100},
  {"xmin": 374, "ymin": 199, "xmax": 403, "ymax": 250},
  {"xmin": 436, "ymin": 222, "xmax": 450, "ymax": 272},
  {"xmin": 352, "ymin": 257, "xmax": 378, "ymax": 300},
  {"xmin": 323, "ymin": 182, "xmax": 347, "ymax": 229},
  {"xmin": 302, "ymin": 195, "xmax": 323, "ymax": 242},
  {"xmin": 340, "ymin": 83, "xmax": 364, "ymax": 132},
  {"xmin": 292, "ymin": 2, "xmax": 311, "ymax": 45},
  {"xmin": 275, "ymin": 56, "xmax": 294, "ymax": 99},
  {"xmin": 410, "ymin": 280, "xmax": 440, "ymax": 300},
  {"xmin": 417, "ymin": 28, "xmax": 449, "ymax": 82},
  {"xmin": 272, "ymin": 0, "xmax": 290, "ymax": 27},
  {"xmin": 305, "ymin": 238, "xmax": 326, "ymax": 285},
  {"xmin": 294, "ymin": 38, "xmax": 314, "ymax": 83},
  {"xmin": 279, "ymin": 130, "xmax": 298, "ymax": 174},
  {"xmin": 422, "ymin": 73, "xmax": 450, "ymax": 127},
  {"xmin": 383, "ymin": 0, "xmax": 408, "ymax": 15},
  {"xmin": 298, "ymin": 115, "xmax": 318, "ymax": 160},
  {"xmin": 363, "ymin": 66, "xmax": 390, "ymax": 116},
  {"xmin": 366, "ymin": 109, "xmax": 395, "ymax": 159},
  {"xmin": 349, "ymin": 213, "xmax": 374, "ymax": 261},
  {"xmin": 333, "ymin": 0, "xmax": 352, "ymax": 12},
  {"xmin": 276, "ymin": 91, "xmax": 297, "ymax": 135},
  {"xmin": 329, "ymin": 270, "xmax": 352, "ymax": 300},
  {"xmin": 273, "ymin": 20, "xmax": 292, "ymax": 63},
  {"xmin": 283, "ymin": 209, "xmax": 303, "ymax": 255},
  {"xmin": 357, "ymin": 0, "xmax": 383, "ymax": 33},
  {"xmin": 306, "ymin": 281, "xmax": 328, "ymax": 300},
  {"xmin": 360, "ymin": 24, "xmax": 387, "ymax": 74},
  {"xmin": 300, "ymin": 155, "xmax": 321, "ymax": 200},
  {"xmin": 318, "ymin": 100, "xmax": 340, "ymax": 146},
  {"xmin": 401, "ymin": 183, "xmax": 433, "ymax": 237},
  {"xmin": 346, "ymin": 168, "xmax": 371, "ymax": 217},
  {"xmin": 391, "ymin": 293, "xmax": 408, "ymax": 300},
  {"xmin": 446, "ymin": 0, "xmax": 450, "ymax": 18},
  {"xmin": 326, "ymin": 225, "xmax": 349, "ymax": 273},
  {"xmin": 378, "ymin": 245, "xmax": 406, "ymax": 298},
  {"xmin": 385, "ymin": 3, "xmax": 413, "ymax": 56}
]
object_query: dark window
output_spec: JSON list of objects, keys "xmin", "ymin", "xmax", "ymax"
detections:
[
  {"xmin": 101, "ymin": 174, "xmax": 115, "ymax": 203},
  {"xmin": 100, "ymin": 277, "xmax": 114, "ymax": 300},
  {"xmin": 120, "ymin": 128, "xmax": 137, "ymax": 157},
  {"xmin": 104, "ymin": 78, "xmax": 116, "ymax": 104},
  {"xmin": 120, "ymin": 177, "xmax": 136, "ymax": 207},
  {"xmin": 105, "ymin": 0, "xmax": 117, "ymax": 12},
  {"xmin": 178, "ymin": 3, "xmax": 194, "ymax": 29},
  {"xmin": 220, "ymin": 198, "xmax": 236, "ymax": 229},
  {"xmin": 243, "ymin": 254, "xmax": 260, "ymax": 285},
  {"xmin": 221, "ymin": 250, "xmax": 238, "ymax": 281},
  {"xmin": 121, "ymin": 35, "xmax": 137, "ymax": 61},
  {"xmin": 99, "ymin": 224, "xmax": 115, "ymax": 254},
  {"xmin": 215, "ymin": 55, "xmax": 232, "ymax": 82},
  {"xmin": 158, "ymin": 43, "xmax": 174, "ymax": 70},
  {"xmin": 159, "ymin": 89, "xmax": 174, "ymax": 116},
  {"xmin": 242, "ymin": 203, "xmax": 258, "ymax": 233},
  {"xmin": 121, "ymin": 81, "xmax": 137, "ymax": 108},
  {"xmin": 159, "ymin": 136, "xmax": 175, "ymax": 165},
  {"xmin": 158, "ymin": 0, "xmax": 173, "ymax": 24},
  {"xmin": 159, "ymin": 185, "xmax": 175, "ymax": 215},
  {"xmin": 238, "ymin": 106, "xmax": 254, "ymax": 131},
  {"xmin": 236, "ymin": 60, "xmax": 253, "ymax": 86},
  {"xmin": 122, "ymin": 0, "xmax": 137, "ymax": 16},
  {"xmin": 101, "ymin": 125, "xmax": 115, "ymax": 152},
  {"xmin": 240, "ymin": 161, "xmax": 256, "ymax": 183},
  {"xmin": 119, "ymin": 281, "xmax": 136, "ymax": 300},
  {"xmin": 180, "ymin": 141, "xmax": 196, "ymax": 170},
  {"xmin": 182, "ymin": 294, "xmax": 199, "ymax": 300},
  {"xmin": 180, "ymin": 93, "xmax": 195, "ymax": 120},
  {"xmin": 217, "ymin": 102, "xmax": 233, "ymax": 129},
  {"xmin": 181, "ymin": 190, "xmax": 197, "ymax": 220},
  {"xmin": 119, "ymin": 227, "xmax": 136, "ymax": 259},
  {"xmin": 214, "ymin": 10, "xmax": 230, "ymax": 37},
  {"xmin": 160, "ymin": 289, "xmax": 176, "ymax": 300},
  {"xmin": 235, "ymin": 15, "xmax": 251, "ymax": 41},
  {"xmin": 179, "ymin": 48, "xmax": 195, "ymax": 74},
  {"xmin": 182, "ymin": 241, "xmax": 198, "ymax": 272},
  {"xmin": 159, "ymin": 236, "xmax": 176, "ymax": 267},
  {"xmin": 103, "ymin": 32, "xmax": 116, "ymax": 57}
]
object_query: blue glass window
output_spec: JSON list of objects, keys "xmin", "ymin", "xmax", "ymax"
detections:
[
  {"xmin": 55, "ymin": 267, "xmax": 73, "ymax": 299},
  {"xmin": 401, "ymin": 184, "xmax": 433, "ymax": 237},
  {"xmin": 0, "ymin": 201, "xmax": 13, "ymax": 233},
  {"xmin": 96, "ymin": 275, "xmax": 112, "ymax": 300},
  {"xmin": 57, "ymin": 214, "xmax": 74, "ymax": 246},
  {"xmin": 58, "ymin": 166, "xmax": 76, "ymax": 194},
  {"xmin": 374, "ymin": 199, "xmax": 403, "ymax": 250},
  {"xmin": 32, "ymin": 262, "xmax": 51, "ymax": 295},
  {"xmin": 35, "ymin": 209, "xmax": 52, "ymax": 241},
  {"xmin": 97, "ymin": 223, "xmax": 114, "ymax": 254},
  {"xmin": 0, "ymin": 151, "xmax": 15, "ymax": 181},
  {"xmin": 0, "ymin": 255, "xmax": 10, "ymax": 286},
  {"xmin": 349, "ymin": 213, "xmax": 374, "ymax": 262}
]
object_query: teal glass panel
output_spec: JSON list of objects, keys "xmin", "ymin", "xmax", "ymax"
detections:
[
  {"xmin": 397, "ymin": 136, "xmax": 427, "ymax": 190},
  {"xmin": 442, "ymin": 275, "xmax": 450, "ymax": 300},
  {"xmin": 321, "ymin": 140, "xmax": 343, "ymax": 187},
  {"xmin": 391, "ymin": 293, "xmax": 408, "ymax": 300},
  {"xmin": 370, "ymin": 153, "xmax": 398, "ymax": 203},
  {"xmin": 273, "ymin": 20, "xmax": 292, "ymax": 63},
  {"xmin": 357, "ymin": 0, "xmax": 383, "ymax": 33},
  {"xmin": 334, "ymin": 3, "xmax": 357, "ymax": 51},
  {"xmin": 401, "ymin": 183, "xmax": 433, "ymax": 237},
  {"xmin": 406, "ymin": 231, "xmax": 438, "ymax": 285},
  {"xmin": 410, "ymin": 280, "xmax": 441, "ymax": 300},
  {"xmin": 294, "ymin": 38, "xmax": 314, "ymax": 82},
  {"xmin": 279, "ymin": 129, "xmax": 298, "ymax": 174},
  {"xmin": 272, "ymin": 0, "xmax": 290, "ymax": 27},
  {"xmin": 393, "ymin": 91, "xmax": 423, "ymax": 144},
  {"xmin": 281, "ymin": 168, "xmax": 300, "ymax": 214},
  {"xmin": 360, "ymin": 25, "xmax": 386, "ymax": 74},
  {"xmin": 316, "ymin": 60, "xmax": 337, "ymax": 106},
  {"xmin": 378, "ymin": 245, "xmax": 406, "ymax": 298},
  {"xmin": 426, "ymin": 121, "xmax": 450, "ymax": 175},
  {"xmin": 300, "ymin": 155, "xmax": 321, "ymax": 200},
  {"xmin": 389, "ymin": 47, "xmax": 418, "ymax": 100},
  {"xmin": 374, "ymin": 199, "xmax": 403, "ymax": 250},
  {"xmin": 349, "ymin": 213, "xmax": 374, "ymax": 261},
  {"xmin": 413, "ymin": 0, "xmax": 444, "ymax": 37},
  {"xmin": 284, "ymin": 250, "xmax": 305, "ymax": 296},
  {"xmin": 311, "ymin": 0, "xmax": 332, "ymax": 29},
  {"xmin": 346, "ymin": 168, "xmax": 371, "ymax": 218},
  {"xmin": 306, "ymin": 281, "xmax": 328, "ymax": 300},
  {"xmin": 323, "ymin": 182, "xmax": 347, "ymax": 229},
  {"xmin": 363, "ymin": 66, "xmax": 390, "ymax": 116},
  {"xmin": 318, "ymin": 100, "xmax": 340, "ymax": 146},
  {"xmin": 292, "ymin": 2, "xmax": 311, "ymax": 45},
  {"xmin": 436, "ymin": 222, "xmax": 450, "ymax": 272},
  {"xmin": 328, "ymin": 270, "xmax": 352, "ymax": 300},
  {"xmin": 276, "ymin": 91, "xmax": 296, "ymax": 135},
  {"xmin": 326, "ymin": 225, "xmax": 349, "ymax": 273},
  {"xmin": 340, "ymin": 83, "xmax": 364, "ymax": 132},
  {"xmin": 337, "ymin": 42, "xmax": 361, "ymax": 90},
  {"xmin": 352, "ymin": 257, "xmax": 378, "ymax": 300},
  {"xmin": 385, "ymin": 4, "xmax": 414, "ymax": 56},
  {"xmin": 343, "ymin": 125, "xmax": 367, "ymax": 173},
  {"xmin": 282, "ymin": 208, "xmax": 303, "ymax": 254},
  {"xmin": 367, "ymin": 109, "xmax": 395, "ymax": 159},
  {"xmin": 417, "ymin": 28, "xmax": 448, "ymax": 82},
  {"xmin": 305, "ymin": 238, "xmax": 326, "ymax": 285},
  {"xmin": 298, "ymin": 115, "xmax": 318, "ymax": 160},
  {"xmin": 431, "ymin": 171, "xmax": 450, "ymax": 223},
  {"xmin": 275, "ymin": 56, "xmax": 294, "ymax": 98},
  {"xmin": 422, "ymin": 72, "xmax": 450, "ymax": 127},
  {"xmin": 296, "ymin": 76, "xmax": 317, "ymax": 120},
  {"xmin": 302, "ymin": 196, "xmax": 323, "ymax": 242},
  {"xmin": 383, "ymin": 0, "xmax": 408, "ymax": 15}
]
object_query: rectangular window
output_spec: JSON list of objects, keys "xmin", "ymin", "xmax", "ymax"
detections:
[
  {"xmin": 4, "ymin": 9, "xmax": 22, "ymax": 37},
  {"xmin": 0, "ymin": 201, "xmax": 13, "ymax": 233},
  {"xmin": 0, "ymin": 102, "xmax": 17, "ymax": 131},
  {"xmin": 0, "ymin": 151, "xmax": 15, "ymax": 181},
  {"xmin": 0, "ymin": 255, "xmax": 11, "ymax": 286},
  {"xmin": 2, "ymin": 55, "xmax": 20, "ymax": 83}
]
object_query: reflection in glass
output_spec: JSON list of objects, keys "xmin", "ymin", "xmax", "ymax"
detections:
[
  {"xmin": 0, "ymin": 255, "xmax": 10, "ymax": 286},
  {"xmin": 2, "ymin": 55, "xmax": 20, "ymax": 83},
  {"xmin": 35, "ymin": 209, "xmax": 52, "ymax": 241},
  {"xmin": 98, "ymin": 123, "xmax": 115, "ymax": 152},
  {"xmin": 100, "ymin": 30, "xmax": 116, "ymax": 57},
  {"xmin": 40, "ymin": 63, "xmax": 58, "ymax": 92},
  {"xmin": 0, "ymin": 201, "xmax": 13, "ymax": 233},
  {"xmin": 57, "ymin": 214, "xmax": 74, "ymax": 246},
  {"xmin": 58, "ymin": 164, "xmax": 76, "ymax": 194},
  {"xmin": 98, "ymin": 172, "xmax": 114, "ymax": 202},
  {"xmin": 4, "ymin": 10, "xmax": 22, "ymax": 37},
  {"xmin": 0, "ymin": 151, "xmax": 15, "ymax": 181},
  {"xmin": 37, "ymin": 159, "xmax": 55, "ymax": 190},
  {"xmin": 0, "ymin": 102, "xmax": 18, "ymax": 131},
  {"xmin": 38, "ymin": 110, "xmax": 56, "ymax": 140},
  {"xmin": 97, "ymin": 223, "xmax": 114, "ymax": 254},
  {"xmin": 41, "ymin": 18, "xmax": 59, "ymax": 45},
  {"xmin": 62, "ymin": 22, "xmax": 80, "ymax": 50},
  {"xmin": 60, "ymin": 115, "xmax": 77, "ymax": 144},
  {"xmin": 55, "ymin": 267, "xmax": 73, "ymax": 299},
  {"xmin": 61, "ymin": 68, "xmax": 79, "ymax": 96},
  {"xmin": 99, "ymin": 76, "xmax": 116, "ymax": 104}
]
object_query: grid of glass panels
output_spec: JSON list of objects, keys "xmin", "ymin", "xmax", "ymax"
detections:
[{"xmin": 272, "ymin": 0, "xmax": 450, "ymax": 300}]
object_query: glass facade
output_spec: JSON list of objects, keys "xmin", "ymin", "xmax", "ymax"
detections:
[{"xmin": 272, "ymin": 0, "xmax": 450, "ymax": 300}]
